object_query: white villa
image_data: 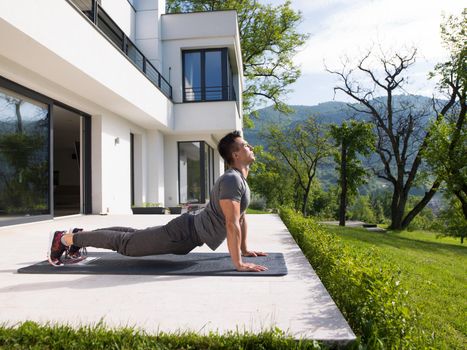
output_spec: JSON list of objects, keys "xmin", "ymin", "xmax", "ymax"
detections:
[{"xmin": 0, "ymin": 0, "xmax": 243, "ymax": 226}]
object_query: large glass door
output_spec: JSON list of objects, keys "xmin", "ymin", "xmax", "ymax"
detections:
[
  {"xmin": 178, "ymin": 141, "xmax": 214, "ymax": 204},
  {"xmin": 0, "ymin": 78, "xmax": 92, "ymax": 226},
  {"xmin": 53, "ymin": 105, "xmax": 82, "ymax": 217},
  {"xmin": 0, "ymin": 86, "xmax": 50, "ymax": 223}
]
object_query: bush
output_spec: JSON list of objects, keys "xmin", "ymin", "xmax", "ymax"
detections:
[
  {"xmin": 249, "ymin": 193, "xmax": 267, "ymax": 211},
  {"xmin": 348, "ymin": 195, "xmax": 376, "ymax": 223},
  {"xmin": 279, "ymin": 208, "xmax": 423, "ymax": 349}
]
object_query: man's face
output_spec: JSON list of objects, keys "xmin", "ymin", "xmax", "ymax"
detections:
[{"xmin": 234, "ymin": 137, "xmax": 255, "ymax": 164}]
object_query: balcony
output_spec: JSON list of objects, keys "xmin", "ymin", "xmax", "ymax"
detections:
[
  {"xmin": 69, "ymin": 0, "xmax": 172, "ymax": 99},
  {"xmin": 184, "ymin": 85, "xmax": 237, "ymax": 103},
  {"xmin": 174, "ymin": 100, "xmax": 241, "ymax": 134}
]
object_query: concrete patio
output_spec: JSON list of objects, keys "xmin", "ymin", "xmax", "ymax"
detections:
[{"xmin": 0, "ymin": 214, "xmax": 355, "ymax": 344}]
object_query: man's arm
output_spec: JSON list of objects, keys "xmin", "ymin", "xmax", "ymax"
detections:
[
  {"xmin": 219, "ymin": 199, "xmax": 267, "ymax": 272},
  {"xmin": 240, "ymin": 214, "xmax": 267, "ymax": 257}
]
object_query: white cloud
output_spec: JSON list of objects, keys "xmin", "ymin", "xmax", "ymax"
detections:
[
  {"xmin": 261, "ymin": 0, "xmax": 465, "ymax": 104},
  {"xmin": 294, "ymin": 0, "xmax": 464, "ymax": 74}
]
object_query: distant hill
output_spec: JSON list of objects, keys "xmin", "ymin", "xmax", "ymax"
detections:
[
  {"xmin": 245, "ymin": 95, "xmax": 440, "ymax": 192},
  {"xmin": 244, "ymin": 95, "xmax": 436, "ymax": 147}
]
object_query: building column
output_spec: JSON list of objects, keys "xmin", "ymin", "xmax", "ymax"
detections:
[
  {"xmin": 146, "ymin": 130, "xmax": 165, "ymax": 205},
  {"xmin": 134, "ymin": 0, "xmax": 165, "ymax": 72},
  {"xmin": 91, "ymin": 114, "xmax": 103, "ymax": 214}
]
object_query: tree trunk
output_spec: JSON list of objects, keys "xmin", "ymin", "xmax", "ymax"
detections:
[
  {"xmin": 389, "ymin": 186, "xmax": 407, "ymax": 230},
  {"xmin": 301, "ymin": 170, "xmax": 315, "ymax": 217},
  {"xmin": 301, "ymin": 192, "xmax": 308, "ymax": 217},
  {"xmin": 15, "ymin": 101, "xmax": 23, "ymax": 134},
  {"xmin": 454, "ymin": 190, "xmax": 467, "ymax": 220},
  {"xmin": 339, "ymin": 145, "xmax": 347, "ymax": 226},
  {"xmin": 400, "ymin": 180, "xmax": 441, "ymax": 229}
]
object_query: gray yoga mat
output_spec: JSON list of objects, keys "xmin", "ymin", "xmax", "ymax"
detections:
[{"xmin": 17, "ymin": 252, "xmax": 287, "ymax": 276}]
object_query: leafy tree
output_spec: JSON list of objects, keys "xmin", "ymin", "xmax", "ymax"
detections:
[
  {"xmin": 330, "ymin": 120, "xmax": 375, "ymax": 226},
  {"xmin": 166, "ymin": 0, "xmax": 308, "ymax": 124},
  {"xmin": 424, "ymin": 9, "xmax": 466, "ymax": 221},
  {"xmin": 260, "ymin": 117, "xmax": 332, "ymax": 216},
  {"xmin": 307, "ymin": 183, "xmax": 339, "ymax": 219},
  {"xmin": 348, "ymin": 195, "xmax": 376, "ymax": 224},
  {"xmin": 248, "ymin": 145, "xmax": 296, "ymax": 209},
  {"xmin": 438, "ymin": 196, "xmax": 467, "ymax": 244}
]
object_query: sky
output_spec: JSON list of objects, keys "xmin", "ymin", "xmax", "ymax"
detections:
[{"xmin": 263, "ymin": 0, "xmax": 465, "ymax": 106}]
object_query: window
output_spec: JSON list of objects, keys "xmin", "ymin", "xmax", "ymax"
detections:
[
  {"xmin": 183, "ymin": 48, "xmax": 235, "ymax": 102},
  {"xmin": 178, "ymin": 141, "xmax": 214, "ymax": 204},
  {"xmin": 0, "ymin": 86, "xmax": 50, "ymax": 220}
]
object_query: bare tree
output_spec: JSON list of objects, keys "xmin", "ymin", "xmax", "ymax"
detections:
[{"xmin": 327, "ymin": 48, "xmax": 459, "ymax": 229}]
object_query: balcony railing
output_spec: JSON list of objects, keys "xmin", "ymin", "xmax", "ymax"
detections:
[
  {"xmin": 68, "ymin": 0, "xmax": 172, "ymax": 99},
  {"xmin": 184, "ymin": 85, "xmax": 237, "ymax": 103}
]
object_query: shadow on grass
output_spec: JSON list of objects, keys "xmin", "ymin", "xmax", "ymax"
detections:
[{"xmin": 324, "ymin": 225, "xmax": 466, "ymax": 256}]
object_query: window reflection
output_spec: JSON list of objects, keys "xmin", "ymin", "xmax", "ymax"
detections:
[
  {"xmin": 179, "ymin": 142, "xmax": 201, "ymax": 203},
  {"xmin": 205, "ymin": 51, "xmax": 222, "ymax": 100},
  {"xmin": 183, "ymin": 48, "xmax": 235, "ymax": 102},
  {"xmin": 0, "ymin": 87, "xmax": 50, "ymax": 220},
  {"xmin": 183, "ymin": 52, "xmax": 202, "ymax": 101},
  {"xmin": 178, "ymin": 141, "xmax": 214, "ymax": 204}
]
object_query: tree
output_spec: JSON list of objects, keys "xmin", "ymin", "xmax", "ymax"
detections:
[
  {"xmin": 248, "ymin": 145, "xmax": 296, "ymax": 209},
  {"xmin": 424, "ymin": 10, "xmax": 466, "ymax": 221},
  {"xmin": 260, "ymin": 117, "xmax": 332, "ymax": 216},
  {"xmin": 166, "ymin": 0, "xmax": 308, "ymax": 124},
  {"xmin": 330, "ymin": 120, "xmax": 375, "ymax": 226},
  {"xmin": 438, "ymin": 196, "xmax": 467, "ymax": 244},
  {"xmin": 327, "ymin": 39, "xmax": 465, "ymax": 230}
]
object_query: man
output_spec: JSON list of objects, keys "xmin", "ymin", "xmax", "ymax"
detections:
[{"xmin": 48, "ymin": 131, "xmax": 268, "ymax": 272}]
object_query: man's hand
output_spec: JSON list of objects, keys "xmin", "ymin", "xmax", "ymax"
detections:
[
  {"xmin": 242, "ymin": 250, "xmax": 268, "ymax": 257},
  {"xmin": 236, "ymin": 262, "xmax": 268, "ymax": 272}
]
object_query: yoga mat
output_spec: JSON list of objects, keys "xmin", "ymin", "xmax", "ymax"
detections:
[{"xmin": 17, "ymin": 252, "xmax": 287, "ymax": 276}]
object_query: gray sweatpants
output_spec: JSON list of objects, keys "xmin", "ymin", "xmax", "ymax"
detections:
[{"xmin": 73, "ymin": 213, "xmax": 203, "ymax": 256}]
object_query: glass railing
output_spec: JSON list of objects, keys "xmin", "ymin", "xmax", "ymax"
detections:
[{"xmin": 68, "ymin": 0, "xmax": 172, "ymax": 99}]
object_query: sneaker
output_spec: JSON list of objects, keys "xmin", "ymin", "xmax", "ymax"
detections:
[
  {"xmin": 65, "ymin": 228, "xmax": 87, "ymax": 261},
  {"xmin": 47, "ymin": 230, "xmax": 67, "ymax": 266}
]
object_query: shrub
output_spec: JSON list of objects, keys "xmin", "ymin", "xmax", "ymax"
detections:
[
  {"xmin": 348, "ymin": 195, "xmax": 376, "ymax": 223},
  {"xmin": 249, "ymin": 193, "xmax": 267, "ymax": 211},
  {"xmin": 280, "ymin": 208, "xmax": 423, "ymax": 349}
]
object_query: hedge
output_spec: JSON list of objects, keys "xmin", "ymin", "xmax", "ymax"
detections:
[{"xmin": 280, "ymin": 208, "xmax": 424, "ymax": 349}]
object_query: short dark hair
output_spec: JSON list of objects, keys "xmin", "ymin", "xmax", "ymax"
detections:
[{"xmin": 218, "ymin": 130, "xmax": 242, "ymax": 166}]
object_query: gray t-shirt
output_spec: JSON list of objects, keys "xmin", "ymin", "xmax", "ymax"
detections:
[{"xmin": 194, "ymin": 168, "xmax": 250, "ymax": 250}]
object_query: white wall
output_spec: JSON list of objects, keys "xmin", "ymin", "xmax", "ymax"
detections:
[
  {"xmin": 174, "ymin": 101, "xmax": 241, "ymax": 134},
  {"xmin": 146, "ymin": 130, "xmax": 165, "ymax": 205},
  {"xmin": 91, "ymin": 115, "xmax": 103, "ymax": 213},
  {"xmin": 134, "ymin": 0, "xmax": 166, "ymax": 72},
  {"xmin": 90, "ymin": 112, "xmax": 169, "ymax": 214},
  {"xmin": 100, "ymin": 0, "xmax": 136, "ymax": 41}
]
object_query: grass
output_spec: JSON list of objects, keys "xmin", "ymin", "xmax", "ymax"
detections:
[
  {"xmin": 0, "ymin": 322, "xmax": 323, "ymax": 349},
  {"xmin": 246, "ymin": 208, "xmax": 270, "ymax": 214},
  {"xmin": 324, "ymin": 224, "xmax": 467, "ymax": 349}
]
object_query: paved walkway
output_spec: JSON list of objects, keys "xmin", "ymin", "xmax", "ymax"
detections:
[{"xmin": 0, "ymin": 214, "xmax": 355, "ymax": 344}]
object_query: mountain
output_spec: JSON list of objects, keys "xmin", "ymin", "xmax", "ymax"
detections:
[
  {"xmin": 244, "ymin": 95, "xmax": 436, "ymax": 147},
  {"xmin": 245, "ymin": 95, "xmax": 440, "ymax": 192}
]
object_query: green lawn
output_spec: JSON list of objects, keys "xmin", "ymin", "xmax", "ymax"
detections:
[
  {"xmin": 246, "ymin": 208, "xmax": 270, "ymax": 214},
  {"xmin": 324, "ymin": 225, "xmax": 467, "ymax": 349}
]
